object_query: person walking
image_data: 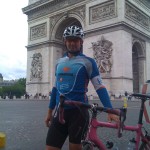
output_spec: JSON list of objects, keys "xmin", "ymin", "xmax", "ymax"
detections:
[{"xmin": 45, "ymin": 25, "xmax": 119, "ymax": 150}]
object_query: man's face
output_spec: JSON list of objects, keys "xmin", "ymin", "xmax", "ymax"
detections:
[{"xmin": 65, "ymin": 38, "xmax": 82, "ymax": 52}]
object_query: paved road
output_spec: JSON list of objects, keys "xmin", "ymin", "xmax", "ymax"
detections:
[{"xmin": 0, "ymin": 99, "xmax": 150, "ymax": 150}]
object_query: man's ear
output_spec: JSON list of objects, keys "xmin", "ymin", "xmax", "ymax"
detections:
[{"xmin": 64, "ymin": 39, "xmax": 66, "ymax": 45}]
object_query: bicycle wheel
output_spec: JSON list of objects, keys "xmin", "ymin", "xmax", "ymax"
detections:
[
  {"xmin": 82, "ymin": 143, "xmax": 93, "ymax": 150},
  {"xmin": 139, "ymin": 142, "xmax": 150, "ymax": 150}
]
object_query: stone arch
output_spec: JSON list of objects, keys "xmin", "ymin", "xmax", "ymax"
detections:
[
  {"xmin": 132, "ymin": 38, "xmax": 146, "ymax": 93},
  {"xmin": 50, "ymin": 13, "xmax": 84, "ymax": 41},
  {"xmin": 50, "ymin": 14, "xmax": 83, "ymax": 57}
]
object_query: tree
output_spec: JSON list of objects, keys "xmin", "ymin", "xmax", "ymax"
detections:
[{"xmin": 0, "ymin": 78, "xmax": 26, "ymax": 98}]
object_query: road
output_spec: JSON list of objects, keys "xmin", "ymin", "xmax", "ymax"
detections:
[{"xmin": 0, "ymin": 99, "xmax": 150, "ymax": 150}]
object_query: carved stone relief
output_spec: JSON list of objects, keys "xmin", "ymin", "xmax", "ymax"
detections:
[
  {"xmin": 91, "ymin": 36, "xmax": 113, "ymax": 73},
  {"xmin": 125, "ymin": 2, "xmax": 149, "ymax": 30},
  {"xmin": 71, "ymin": 6, "xmax": 85, "ymax": 22},
  {"xmin": 23, "ymin": 0, "xmax": 86, "ymax": 21},
  {"xmin": 30, "ymin": 23, "xmax": 47, "ymax": 41},
  {"xmin": 89, "ymin": 0, "xmax": 117, "ymax": 24},
  {"xmin": 30, "ymin": 53, "xmax": 43, "ymax": 80}
]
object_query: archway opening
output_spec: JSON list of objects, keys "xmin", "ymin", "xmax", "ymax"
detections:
[
  {"xmin": 132, "ymin": 41, "xmax": 145, "ymax": 93},
  {"xmin": 54, "ymin": 17, "xmax": 82, "ymax": 56},
  {"xmin": 132, "ymin": 43, "xmax": 139, "ymax": 93},
  {"xmin": 55, "ymin": 17, "xmax": 82, "ymax": 41}
]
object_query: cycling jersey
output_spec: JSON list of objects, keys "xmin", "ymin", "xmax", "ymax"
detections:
[{"xmin": 49, "ymin": 53, "xmax": 112, "ymax": 109}]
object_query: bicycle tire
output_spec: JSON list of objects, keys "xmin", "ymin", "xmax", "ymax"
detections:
[
  {"xmin": 82, "ymin": 143, "xmax": 93, "ymax": 150},
  {"xmin": 139, "ymin": 142, "xmax": 150, "ymax": 150}
]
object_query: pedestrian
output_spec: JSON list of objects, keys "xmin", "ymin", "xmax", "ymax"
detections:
[
  {"xmin": 125, "ymin": 91, "xmax": 128, "ymax": 97},
  {"xmin": 45, "ymin": 25, "xmax": 119, "ymax": 150},
  {"xmin": 125, "ymin": 91, "xmax": 130, "ymax": 100}
]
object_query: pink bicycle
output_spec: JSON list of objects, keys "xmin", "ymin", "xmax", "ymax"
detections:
[{"xmin": 59, "ymin": 93, "xmax": 150, "ymax": 150}]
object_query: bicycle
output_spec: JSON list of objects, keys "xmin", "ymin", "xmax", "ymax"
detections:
[{"xmin": 58, "ymin": 94, "xmax": 150, "ymax": 150}]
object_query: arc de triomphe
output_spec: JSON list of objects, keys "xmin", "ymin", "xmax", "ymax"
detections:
[{"xmin": 22, "ymin": 0, "xmax": 150, "ymax": 98}]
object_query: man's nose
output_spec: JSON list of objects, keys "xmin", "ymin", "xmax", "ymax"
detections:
[{"xmin": 70, "ymin": 41, "xmax": 75, "ymax": 45}]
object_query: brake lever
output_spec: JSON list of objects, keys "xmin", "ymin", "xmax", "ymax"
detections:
[{"xmin": 118, "ymin": 108, "xmax": 127, "ymax": 138}]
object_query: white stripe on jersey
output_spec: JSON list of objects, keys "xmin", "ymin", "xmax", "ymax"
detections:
[{"xmin": 91, "ymin": 75, "xmax": 104, "ymax": 90}]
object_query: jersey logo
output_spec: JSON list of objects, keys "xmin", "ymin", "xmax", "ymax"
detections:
[
  {"xmin": 97, "ymin": 78, "xmax": 101, "ymax": 84},
  {"xmin": 63, "ymin": 67, "xmax": 70, "ymax": 72}
]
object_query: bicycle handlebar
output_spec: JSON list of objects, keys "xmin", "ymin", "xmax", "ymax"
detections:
[
  {"xmin": 59, "ymin": 95, "xmax": 92, "ymax": 124},
  {"xmin": 131, "ymin": 93, "xmax": 150, "ymax": 100},
  {"xmin": 59, "ymin": 95, "xmax": 127, "ymax": 138},
  {"xmin": 59, "ymin": 95, "xmax": 123, "ymax": 123}
]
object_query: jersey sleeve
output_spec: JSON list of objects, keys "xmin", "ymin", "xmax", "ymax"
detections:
[
  {"xmin": 96, "ymin": 88, "xmax": 112, "ymax": 108},
  {"xmin": 49, "ymin": 75, "xmax": 57, "ymax": 109}
]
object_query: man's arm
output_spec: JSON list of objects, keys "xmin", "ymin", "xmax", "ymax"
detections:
[
  {"xmin": 49, "ymin": 87, "xmax": 57, "ymax": 109},
  {"xmin": 89, "ymin": 59, "xmax": 119, "ymax": 122},
  {"xmin": 96, "ymin": 87, "xmax": 112, "ymax": 108},
  {"xmin": 45, "ymin": 87, "xmax": 57, "ymax": 127}
]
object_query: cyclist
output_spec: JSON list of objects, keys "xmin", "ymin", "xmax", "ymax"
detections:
[{"xmin": 45, "ymin": 25, "xmax": 119, "ymax": 150}]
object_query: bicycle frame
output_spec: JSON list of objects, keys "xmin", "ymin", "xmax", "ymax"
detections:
[
  {"xmin": 86, "ymin": 118, "xmax": 150, "ymax": 150},
  {"xmin": 85, "ymin": 95, "xmax": 150, "ymax": 150},
  {"xmin": 59, "ymin": 94, "xmax": 150, "ymax": 150}
]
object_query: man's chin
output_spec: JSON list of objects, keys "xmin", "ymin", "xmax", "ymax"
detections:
[{"xmin": 68, "ymin": 50, "xmax": 80, "ymax": 55}]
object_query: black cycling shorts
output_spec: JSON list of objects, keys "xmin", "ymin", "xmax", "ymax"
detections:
[{"xmin": 46, "ymin": 108, "xmax": 89, "ymax": 149}]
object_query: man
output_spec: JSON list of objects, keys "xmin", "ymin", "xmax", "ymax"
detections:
[{"xmin": 45, "ymin": 25, "xmax": 118, "ymax": 150}]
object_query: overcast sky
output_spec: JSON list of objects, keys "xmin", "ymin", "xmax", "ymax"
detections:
[{"xmin": 0, "ymin": 1, "xmax": 28, "ymax": 80}]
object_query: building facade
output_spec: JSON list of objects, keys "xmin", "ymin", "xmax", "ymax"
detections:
[
  {"xmin": 0, "ymin": 73, "xmax": 17, "ymax": 87},
  {"xmin": 22, "ymin": 0, "xmax": 150, "ymax": 97}
]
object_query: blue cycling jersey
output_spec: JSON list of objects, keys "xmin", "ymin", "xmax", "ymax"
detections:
[{"xmin": 49, "ymin": 53, "xmax": 112, "ymax": 109}]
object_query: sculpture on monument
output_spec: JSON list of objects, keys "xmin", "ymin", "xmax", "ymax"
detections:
[
  {"xmin": 30, "ymin": 53, "xmax": 43, "ymax": 80},
  {"xmin": 92, "ymin": 36, "xmax": 113, "ymax": 73}
]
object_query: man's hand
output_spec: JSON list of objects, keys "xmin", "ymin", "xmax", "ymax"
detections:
[
  {"xmin": 45, "ymin": 109, "xmax": 53, "ymax": 127},
  {"xmin": 107, "ymin": 113, "xmax": 119, "ymax": 123}
]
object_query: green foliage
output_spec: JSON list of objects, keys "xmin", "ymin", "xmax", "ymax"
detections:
[
  {"xmin": 0, "ymin": 78, "xmax": 26, "ymax": 98},
  {"xmin": 0, "ymin": 87, "xmax": 3, "ymax": 96}
]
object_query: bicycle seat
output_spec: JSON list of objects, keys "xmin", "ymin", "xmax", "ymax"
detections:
[{"xmin": 131, "ymin": 93, "xmax": 150, "ymax": 101}]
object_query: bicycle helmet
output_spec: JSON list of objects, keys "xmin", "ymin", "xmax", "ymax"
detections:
[{"xmin": 63, "ymin": 25, "xmax": 84, "ymax": 40}]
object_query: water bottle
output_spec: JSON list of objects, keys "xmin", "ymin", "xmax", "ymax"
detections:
[{"xmin": 127, "ymin": 138, "xmax": 136, "ymax": 150}]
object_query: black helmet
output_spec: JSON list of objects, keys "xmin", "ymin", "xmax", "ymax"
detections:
[{"xmin": 63, "ymin": 25, "xmax": 84, "ymax": 40}]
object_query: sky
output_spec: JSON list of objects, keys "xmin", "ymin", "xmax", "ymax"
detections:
[{"xmin": 0, "ymin": 1, "xmax": 28, "ymax": 80}]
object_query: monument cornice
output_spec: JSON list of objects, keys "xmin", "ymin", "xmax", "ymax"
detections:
[
  {"xmin": 22, "ymin": 0, "xmax": 87, "ymax": 20},
  {"xmin": 103, "ymin": 76, "xmax": 133, "ymax": 80},
  {"xmin": 139, "ymin": 0, "xmax": 150, "ymax": 9},
  {"xmin": 26, "ymin": 21, "xmax": 150, "ymax": 51},
  {"xmin": 131, "ymin": 0, "xmax": 150, "ymax": 12},
  {"xmin": 85, "ymin": 22, "xmax": 150, "ymax": 42},
  {"xmin": 26, "ymin": 82, "xmax": 50, "ymax": 85},
  {"xmin": 26, "ymin": 40, "xmax": 63, "ymax": 51}
]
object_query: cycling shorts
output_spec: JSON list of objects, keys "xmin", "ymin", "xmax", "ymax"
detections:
[{"xmin": 46, "ymin": 108, "xmax": 89, "ymax": 149}]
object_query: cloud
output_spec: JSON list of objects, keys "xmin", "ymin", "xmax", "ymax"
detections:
[
  {"xmin": 0, "ymin": 1, "xmax": 28, "ymax": 80},
  {"xmin": 0, "ymin": 53, "xmax": 27, "ymax": 80}
]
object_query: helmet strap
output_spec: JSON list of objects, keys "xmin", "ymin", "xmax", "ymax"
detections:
[{"xmin": 68, "ymin": 50, "xmax": 80, "ymax": 56}]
